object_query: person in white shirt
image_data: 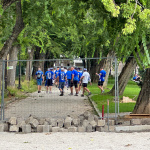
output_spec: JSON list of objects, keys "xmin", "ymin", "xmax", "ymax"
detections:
[{"xmin": 80, "ymin": 68, "xmax": 91, "ymax": 97}]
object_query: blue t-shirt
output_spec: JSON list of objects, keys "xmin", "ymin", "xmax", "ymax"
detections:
[
  {"xmin": 77, "ymin": 72, "xmax": 82, "ymax": 81},
  {"xmin": 55, "ymin": 70, "xmax": 59, "ymax": 78},
  {"xmin": 72, "ymin": 69, "xmax": 79, "ymax": 81},
  {"xmin": 133, "ymin": 76, "xmax": 137, "ymax": 80},
  {"xmin": 36, "ymin": 70, "xmax": 43, "ymax": 80},
  {"xmin": 58, "ymin": 71, "xmax": 66, "ymax": 82},
  {"xmin": 99, "ymin": 70, "xmax": 106, "ymax": 82},
  {"xmin": 45, "ymin": 71, "xmax": 54, "ymax": 80},
  {"xmin": 66, "ymin": 71, "xmax": 72, "ymax": 80}
]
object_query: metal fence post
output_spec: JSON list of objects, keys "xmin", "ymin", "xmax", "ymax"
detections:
[
  {"xmin": 115, "ymin": 57, "xmax": 117, "ymax": 121},
  {"xmin": 116, "ymin": 58, "xmax": 119, "ymax": 115},
  {"xmin": 1, "ymin": 60, "xmax": 5, "ymax": 121}
]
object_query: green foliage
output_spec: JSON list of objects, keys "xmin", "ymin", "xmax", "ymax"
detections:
[{"xmin": 101, "ymin": 0, "xmax": 120, "ymax": 17}]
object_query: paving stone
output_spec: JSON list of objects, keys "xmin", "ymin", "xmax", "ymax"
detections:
[
  {"xmin": 22, "ymin": 125, "xmax": 31, "ymax": 133},
  {"xmin": 77, "ymin": 126, "xmax": 86, "ymax": 132},
  {"xmin": 141, "ymin": 118, "xmax": 150, "ymax": 125},
  {"xmin": 58, "ymin": 128, "xmax": 64, "ymax": 132},
  {"xmin": 90, "ymin": 120, "xmax": 97, "ymax": 127},
  {"xmin": 83, "ymin": 111, "xmax": 91, "ymax": 120},
  {"xmin": 57, "ymin": 119, "xmax": 64, "ymax": 128},
  {"xmin": 72, "ymin": 118, "xmax": 80, "ymax": 127},
  {"xmin": 31, "ymin": 128, "xmax": 37, "ymax": 132},
  {"xmin": 49, "ymin": 125, "xmax": 52, "ymax": 132},
  {"xmin": 68, "ymin": 126, "xmax": 77, "ymax": 132},
  {"xmin": 9, "ymin": 117, "xmax": 17, "ymax": 125},
  {"xmin": 86, "ymin": 124, "xmax": 93, "ymax": 132},
  {"xmin": 52, "ymin": 127, "xmax": 60, "ymax": 132},
  {"xmin": 79, "ymin": 115, "xmax": 85, "ymax": 125},
  {"xmin": 82, "ymin": 120, "xmax": 89, "ymax": 127},
  {"xmin": 37, "ymin": 125, "xmax": 43, "ymax": 132},
  {"xmin": 45, "ymin": 118, "xmax": 51, "ymax": 124},
  {"xmin": 50, "ymin": 119, "xmax": 57, "ymax": 127},
  {"xmin": 96, "ymin": 126, "xmax": 101, "ymax": 132},
  {"xmin": 64, "ymin": 122, "xmax": 71, "ymax": 129},
  {"xmin": 9, "ymin": 125, "xmax": 19, "ymax": 132},
  {"xmin": 17, "ymin": 121, "xmax": 26, "ymax": 128},
  {"xmin": 30, "ymin": 119, "xmax": 39, "ymax": 128},
  {"xmin": 131, "ymin": 119, "xmax": 141, "ymax": 125},
  {"xmin": 43, "ymin": 125, "xmax": 50, "ymax": 132},
  {"xmin": 122, "ymin": 121, "xmax": 131, "ymax": 126},
  {"xmin": 44, "ymin": 121, "xmax": 49, "ymax": 125},
  {"xmin": 88, "ymin": 114, "xmax": 94, "ymax": 122},
  {"xmin": 97, "ymin": 120, "xmax": 105, "ymax": 127},
  {"xmin": 108, "ymin": 120, "xmax": 115, "ymax": 126},
  {"xmin": 0, "ymin": 123, "xmax": 8, "ymax": 132},
  {"xmin": 39, "ymin": 119, "xmax": 45, "ymax": 125},
  {"xmin": 94, "ymin": 115, "xmax": 99, "ymax": 123}
]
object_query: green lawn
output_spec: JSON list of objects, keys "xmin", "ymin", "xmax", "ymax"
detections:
[{"xmin": 87, "ymin": 78, "xmax": 141, "ymax": 113}]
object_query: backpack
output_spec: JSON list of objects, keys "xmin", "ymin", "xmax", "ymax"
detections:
[{"xmin": 37, "ymin": 72, "xmax": 41, "ymax": 79}]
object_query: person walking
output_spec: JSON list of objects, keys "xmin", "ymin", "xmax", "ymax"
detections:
[
  {"xmin": 70, "ymin": 67, "xmax": 79, "ymax": 96},
  {"xmin": 54, "ymin": 67, "xmax": 59, "ymax": 87},
  {"xmin": 57, "ymin": 68, "xmax": 66, "ymax": 96},
  {"xmin": 35, "ymin": 67, "xmax": 44, "ymax": 93},
  {"xmin": 66, "ymin": 67, "xmax": 72, "ymax": 89},
  {"xmin": 45, "ymin": 68, "xmax": 54, "ymax": 93},
  {"xmin": 77, "ymin": 68, "xmax": 82, "ymax": 93},
  {"xmin": 80, "ymin": 68, "xmax": 91, "ymax": 97},
  {"xmin": 96, "ymin": 68, "xmax": 106, "ymax": 93}
]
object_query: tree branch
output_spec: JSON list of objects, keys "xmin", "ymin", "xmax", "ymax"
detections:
[
  {"xmin": 2, "ymin": 0, "xmax": 19, "ymax": 10},
  {"xmin": 0, "ymin": 0, "xmax": 24, "ymax": 59}
]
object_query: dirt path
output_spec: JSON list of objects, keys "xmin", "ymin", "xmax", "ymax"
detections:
[{"xmin": 5, "ymin": 86, "xmax": 94, "ymax": 120}]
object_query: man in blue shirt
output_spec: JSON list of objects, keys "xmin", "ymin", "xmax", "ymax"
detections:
[
  {"xmin": 70, "ymin": 67, "xmax": 79, "ymax": 96},
  {"xmin": 54, "ymin": 67, "xmax": 59, "ymax": 87},
  {"xmin": 66, "ymin": 67, "xmax": 72, "ymax": 89},
  {"xmin": 96, "ymin": 68, "xmax": 106, "ymax": 93},
  {"xmin": 45, "ymin": 68, "xmax": 54, "ymax": 93},
  {"xmin": 35, "ymin": 68, "xmax": 44, "ymax": 93},
  {"xmin": 77, "ymin": 68, "xmax": 82, "ymax": 93},
  {"xmin": 57, "ymin": 68, "xmax": 66, "ymax": 96}
]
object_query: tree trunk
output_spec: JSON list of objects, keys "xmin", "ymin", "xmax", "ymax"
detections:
[
  {"xmin": 7, "ymin": 45, "xmax": 18, "ymax": 86},
  {"xmin": 0, "ymin": 0, "xmax": 24, "ymax": 90},
  {"xmin": 103, "ymin": 51, "xmax": 115, "ymax": 88},
  {"xmin": 109, "ymin": 56, "xmax": 137, "ymax": 96},
  {"xmin": 89, "ymin": 50, "xmax": 105, "ymax": 82},
  {"xmin": 0, "ymin": 0, "xmax": 24, "ymax": 60},
  {"xmin": 26, "ymin": 49, "xmax": 34, "ymax": 80},
  {"xmin": 32, "ymin": 47, "xmax": 45, "ymax": 77},
  {"xmin": 132, "ymin": 68, "xmax": 150, "ymax": 114}
]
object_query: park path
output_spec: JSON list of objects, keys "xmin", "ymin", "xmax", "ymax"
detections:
[{"xmin": 5, "ymin": 86, "xmax": 94, "ymax": 120}]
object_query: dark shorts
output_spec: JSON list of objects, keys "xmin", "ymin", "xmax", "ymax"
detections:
[
  {"xmin": 70, "ymin": 80, "xmax": 78, "ymax": 88},
  {"xmin": 82, "ymin": 83, "xmax": 87, "ymax": 87},
  {"xmin": 59, "ymin": 82, "xmax": 65, "ymax": 90},
  {"xmin": 98, "ymin": 81, "xmax": 104, "ymax": 86},
  {"xmin": 47, "ymin": 79, "xmax": 53, "ymax": 86},
  {"xmin": 37, "ymin": 79, "xmax": 42, "ymax": 86},
  {"xmin": 67, "ymin": 79, "xmax": 71, "ymax": 87}
]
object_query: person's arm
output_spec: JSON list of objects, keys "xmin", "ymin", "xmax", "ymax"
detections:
[
  {"xmin": 96, "ymin": 73, "xmax": 99, "ymax": 76},
  {"xmin": 72, "ymin": 74, "xmax": 74, "ymax": 82}
]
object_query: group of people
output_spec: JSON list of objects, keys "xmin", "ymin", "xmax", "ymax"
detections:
[{"xmin": 35, "ymin": 66, "xmax": 106, "ymax": 97}]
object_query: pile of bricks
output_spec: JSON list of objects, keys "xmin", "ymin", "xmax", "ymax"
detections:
[{"xmin": 0, "ymin": 111, "xmax": 115, "ymax": 133}]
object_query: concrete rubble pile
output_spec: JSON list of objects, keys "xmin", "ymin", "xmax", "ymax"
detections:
[{"xmin": 0, "ymin": 111, "xmax": 115, "ymax": 133}]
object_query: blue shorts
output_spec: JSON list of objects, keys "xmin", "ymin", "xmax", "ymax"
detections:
[
  {"xmin": 37, "ymin": 79, "xmax": 42, "ymax": 86},
  {"xmin": 67, "ymin": 79, "xmax": 71, "ymax": 87},
  {"xmin": 59, "ymin": 82, "xmax": 65, "ymax": 90}
]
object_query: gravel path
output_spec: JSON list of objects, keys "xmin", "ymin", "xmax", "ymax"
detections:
[
  {"xmin": 5, "ymin": 86, "xmax": 93, "ymax": 120},
  {"xmin": 0, "ymin": 132, "xmax": 150, "ymax": 150}
]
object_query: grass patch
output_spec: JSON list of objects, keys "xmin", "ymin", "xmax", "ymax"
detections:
[
  {"xmin": 87, "ymin": 78, "xmax": 141, "ymax": 113},
  {"xmin": 1, "ymin": 79, "xmax": 37, "ymax": 103}
]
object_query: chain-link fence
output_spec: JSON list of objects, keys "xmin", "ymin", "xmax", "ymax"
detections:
[{"xmin": 0, "ymin": 57, "xmax": 122, "ymax": 121}]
